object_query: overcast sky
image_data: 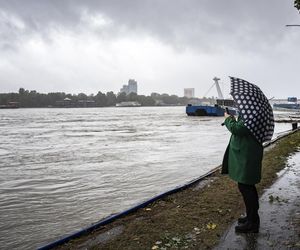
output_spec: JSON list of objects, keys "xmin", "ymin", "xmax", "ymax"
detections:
[{"xmin": 0, "ymin": 0, "xmax": 299, "ymax": 98}]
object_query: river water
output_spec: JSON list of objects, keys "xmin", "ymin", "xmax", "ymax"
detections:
[{"xmin": 0, "ymin": 107, "xmax": 293, "ymax": 249}]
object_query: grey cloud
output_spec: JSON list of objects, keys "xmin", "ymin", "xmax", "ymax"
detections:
[
  {"xmin": 0, "ymin": 0, "xmax": 299, "ymax": 53},
  {"xmin": 0, "ymin": 0, "xmax": 80, "ymax": 50}
]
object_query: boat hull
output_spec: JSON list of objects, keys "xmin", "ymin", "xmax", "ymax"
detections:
[
  {"xmin": 186, "ymin": 104, "xmax": 237, "ymax": 116},
  {"xmin": 186, "ymin": 105, "xmax": 224, "ymax": 116}
]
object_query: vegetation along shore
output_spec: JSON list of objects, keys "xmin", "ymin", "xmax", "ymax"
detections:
[{"xmin": 0, "ymin": 88, "xmax": 217, "ymax": 108}]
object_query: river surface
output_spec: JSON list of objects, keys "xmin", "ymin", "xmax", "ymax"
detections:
[{"xmin": 0, "ymin": 107, "xmax": 293, "ymax": 249}]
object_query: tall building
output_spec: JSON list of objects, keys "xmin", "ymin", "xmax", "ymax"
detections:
[
  {"xmin": 184, "ymin": 88, "xmax": 195, "ymax": 98},
  {"xmin": 128, "ymin": 79, "xmax": 137, "ymax": 94},
  {"xmin": 120, "ymin": 79, "xmax": 138, "ymax": 95}
]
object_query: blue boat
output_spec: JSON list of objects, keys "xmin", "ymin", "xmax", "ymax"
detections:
[
  {"xmin": 186, "ymin": 104, "xmax": 225, "ymax": 116},
  {"xmin": 186, "ymin": 103, "xmax": 236, "ymax": 116}
]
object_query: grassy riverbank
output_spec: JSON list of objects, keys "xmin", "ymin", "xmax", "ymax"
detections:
[{"xmin": 57, "ymin": 130, "xmax": 300, "ymax": 250}]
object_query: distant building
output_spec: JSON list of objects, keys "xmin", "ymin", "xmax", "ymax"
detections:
[
  {"xmin": 184, "ymin": 88, "xmax": 195, "ymax": 98},
  {"xmin": 120, "ymin": 79, "xmax": 138, "ymax": 95},
  {"xmin": 120, "ymin": 85, "xmax": 129, "ymax": 94}
]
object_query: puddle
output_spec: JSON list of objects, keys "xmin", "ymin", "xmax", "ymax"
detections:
[{"xmin": 215, "ymin": 151, "xmax": 300, "ymax": 249}]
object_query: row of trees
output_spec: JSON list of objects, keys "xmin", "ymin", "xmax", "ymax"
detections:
[{"xmin": 0, "ymin": 88, "xmax": 216, "ymax": 108}]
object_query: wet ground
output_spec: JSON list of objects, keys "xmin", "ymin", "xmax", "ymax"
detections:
[{"xmin": 215, "ymin": 151, "xmax": 300, "ymax": 250}]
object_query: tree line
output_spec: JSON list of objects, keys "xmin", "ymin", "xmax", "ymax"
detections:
[{"xmin": 0, "ymin": 88, "xmax": 216, "ymax": 108}]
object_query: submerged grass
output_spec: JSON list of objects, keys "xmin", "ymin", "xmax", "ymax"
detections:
[{"xmin": 57, "ymin": 130, "xmax": 300, "ymax": 250}]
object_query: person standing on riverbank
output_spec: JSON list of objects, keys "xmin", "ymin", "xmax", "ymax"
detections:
[
  {"xmin": 222, "ymin": 113, "xmax": 263, "ymax": 233},
  {"xmin": 222, "ymin": 77, "xmax": 274, "ymax": 233}
]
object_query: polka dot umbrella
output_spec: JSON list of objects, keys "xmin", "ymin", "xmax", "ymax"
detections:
[{"xmin": 229, "ymin": 76, "xmax": 274, "ymax": 144}]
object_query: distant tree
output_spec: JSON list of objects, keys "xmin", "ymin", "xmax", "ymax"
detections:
[
  {"xmin": 0, "ymin": 94, "xmax": 4, "ymax": 105},
  {"xmin": 17, "ymin": 88, "xmax": 26, "ymax": 106},
  {"xmin": 295, "ymin": 0, "xmax": 300, "ymax": 12},
  {"xmin": 22, "ymin": 90, "xmax": 38, "ymax": 107},
  {"xmin": 179, "ymin": 96, "xmax": 189, "ymax": 105},
  {"xmin": 116, "ymin": 92, "xmax": 127, "ymax": 103},
  {"xmin": 65, "ymin": 93, "xmax": 72, "ymax": 99},
  {"xmin": 0, "ymin": 92, "xmax": 19, "ymax": 105},
  {"xmin": 170, "ymin": 95, "xmax": 179, "ymax": 104},
  {"xmin": 19, "ymin": 88, "xmax": 25, "ymax": 95},
  {"xmin": 95, "ymin": 91, "xmax": 107, "ymax": 106},
  {"xmin": 0, "ymin": 88, "xmax": 188, "ymax": 108},
  {"xmin": 106, "ymin": 91, "xmax": 117, "ymax": 106},
  {"xmin": 160, "ymin": 94, "xmax": 180, "ymax": 105},
  {"xmin": 138, "ymin": 95, "xmax": 155, "ymax": 106},
  {"xmin": 150, "ymin": 92, "xmax": 185, "ymax": 105},
  {"xmin": 127, "ymin": 92, "xmax": 138, "ymax": 101},
  {"xmin": 47, "ymin": 92, "xmax": 66, "ymax": 106},
  {"xmin": 160, "ymin": 94, "xmax": 169, "ymax": 104},
  {"xmin": 150, "ymin": 92, "xmax": 160, "ymax": 99},
  {"xmin": 78, "ymin": 93, "xmax": 87, "ymax": 100}
]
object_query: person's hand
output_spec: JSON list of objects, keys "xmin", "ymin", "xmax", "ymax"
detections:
[{"xmin": 224, "ymin": 112, "xmax": 231, "ymax": 118}]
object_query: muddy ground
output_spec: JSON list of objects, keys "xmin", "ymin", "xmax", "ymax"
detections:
[{"xmin": 55, "ymin": 130, "xmax": 300, "ymax": 250}]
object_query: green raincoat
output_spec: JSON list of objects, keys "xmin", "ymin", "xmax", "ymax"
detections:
[{"xmin": 222, "ymin": 116, "xmax": 263, "ymax": 185}]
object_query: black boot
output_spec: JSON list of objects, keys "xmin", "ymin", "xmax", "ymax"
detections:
[
  {"xmin": 238, "ymin": 215, "xmax": 261, "ymax": 225},
  {"xmin": 237, "ymin": 216, "xmax": 248, "ymax": 224},
  {"xmin": 237, "ymin": 183, "xmax": 260, "ymax": 232},
  {"xmin": 235, "ymin": 219, "xmax": 259, "ymax": 233}
]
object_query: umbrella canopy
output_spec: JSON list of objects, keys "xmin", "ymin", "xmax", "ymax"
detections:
[{"xmin": 229, "ymin": 77, "xmax": 274, "ymax": 144}]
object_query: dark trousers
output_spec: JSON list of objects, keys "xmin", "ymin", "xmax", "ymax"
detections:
[{"xmin": 238, "ymin": 183, "xmax": 259, "ymax": 223}]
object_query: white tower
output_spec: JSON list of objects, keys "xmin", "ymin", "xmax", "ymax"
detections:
[{"xmin": 213, "ymin": 77, "xmax": 224, "ymax": 99}]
